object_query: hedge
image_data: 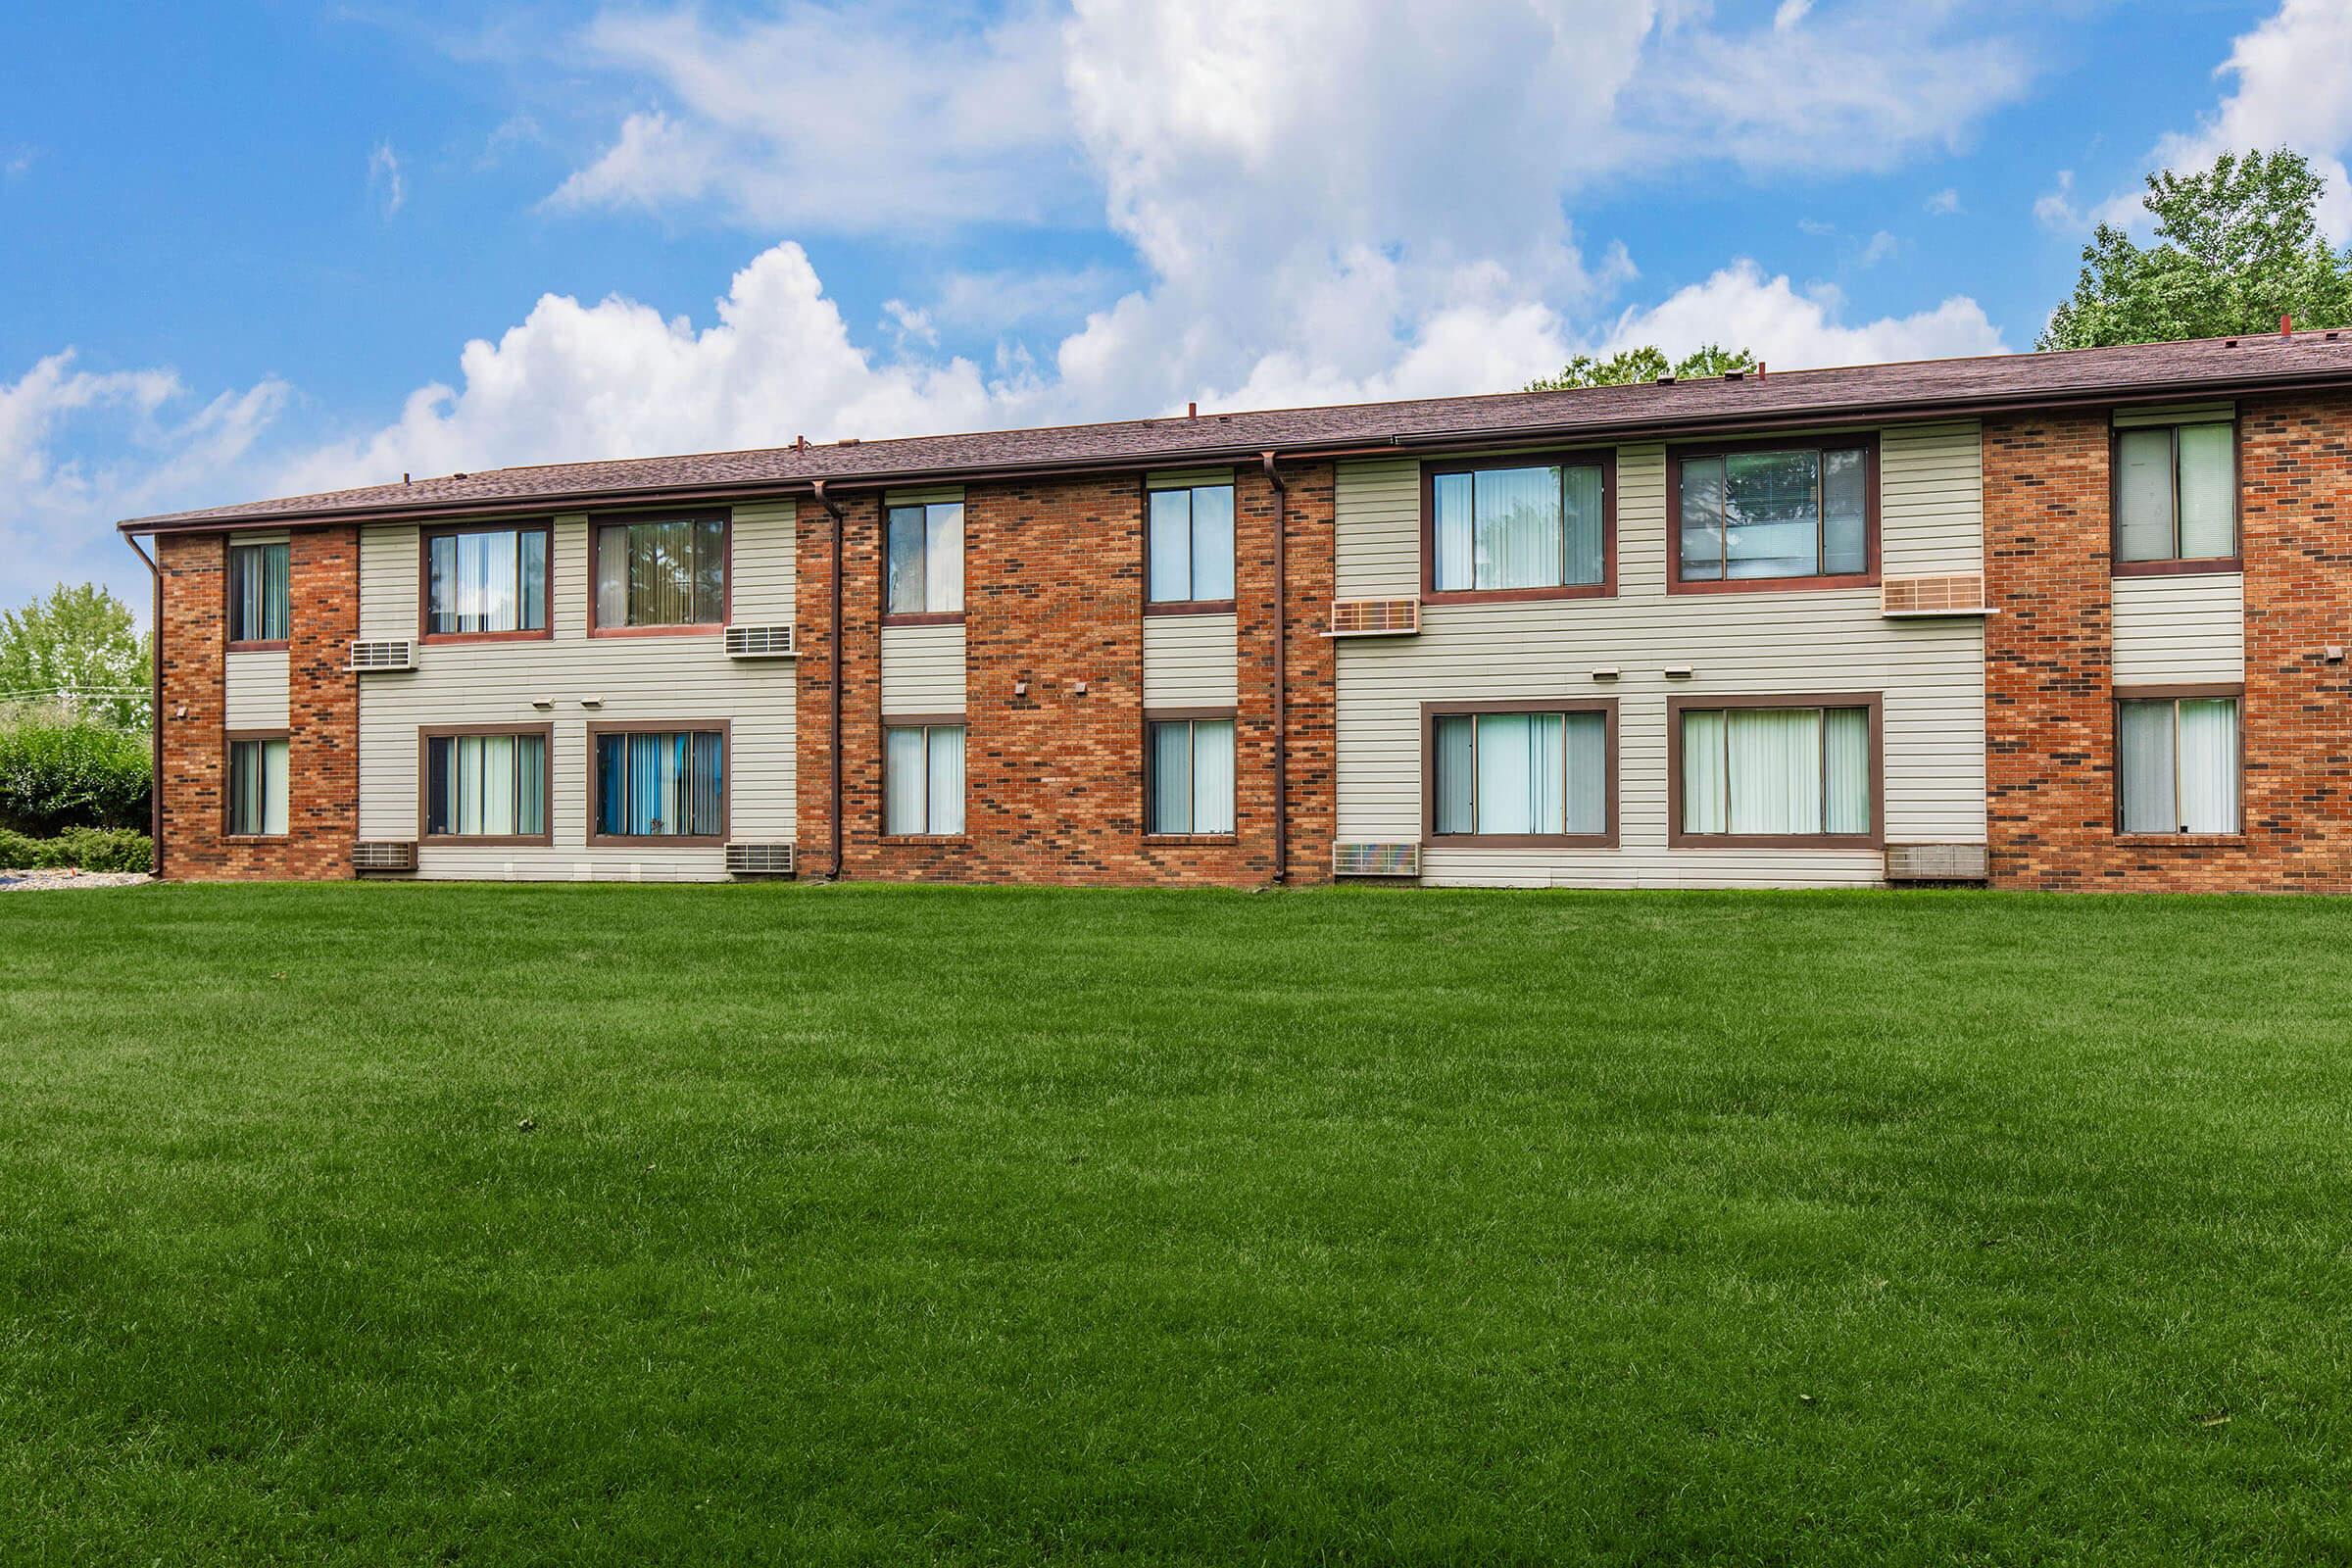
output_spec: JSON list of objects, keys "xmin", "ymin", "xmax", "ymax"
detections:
[
  {"xmin": 0, "ymin": 712, "xmax": 151, "ymax": 837},
  {"xmin": 0, "ymin": 827, "xmax": 153, "ymax": 874}
]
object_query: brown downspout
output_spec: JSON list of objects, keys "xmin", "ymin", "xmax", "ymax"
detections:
[
  {"xmin": 812, "ymin": 480, "xmax": 849, "ymax": 880},
  {"xmin": 1261, "ymin": 452, "xmax": 1288, "ymax": 885},
  {"xmin": 125, "ymin": 531, "xmax": 164, "ymax": 881}
]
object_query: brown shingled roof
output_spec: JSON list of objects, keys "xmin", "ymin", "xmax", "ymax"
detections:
[{"xmin": 121, "ymin": 331, "xmax": 2352, "ymax": 532}]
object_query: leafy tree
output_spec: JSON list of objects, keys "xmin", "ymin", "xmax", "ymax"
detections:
[
  {"xmin": 2040, "ymin": 149, "xmax": 2352, "ymax": 351},
  {"xmin": 0, "ymin": 584, "xmax": 152, "ymax": 729},
  {"xmin": 1528, "ymin": 343, "xmax": 1757, "ymax": 392}
]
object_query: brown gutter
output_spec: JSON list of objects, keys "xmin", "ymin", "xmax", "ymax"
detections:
[
  {"xmin": 812, "ymin": 480, "xmax": 848, "ymax": 881},
  {"xmin": 1261, "ymin": 452, "xmax": 1288, "ymax": 886},
  {"xmin": 124, "ymin": 532, "xmax": 164, "ymax": 881}
]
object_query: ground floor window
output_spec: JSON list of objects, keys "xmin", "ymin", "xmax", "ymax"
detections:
[
  {"xmin": 593, "ymin": 729, "xmax": 725, "ymax": 839},
  {"xmin": 1430, "ymin": 707, "xmax": 1610, "ymax": 840},
  {"xmin": 1147, "ymin": 715, "xmax": 1236, "ymax": 834},
  {"xmin": 2118, "ymin": 693, "xmax": 2239, "ymax": 834},
  {"xmin": 885, "ymin": 723, "xmax": 965, "ymax": 835},
  {"xmin": 226, "ymin": 735, "xmax": 289, "ymax": 836},
  {"xmin": 425, "ymin": 731, "xmax": 550, "ymax": 839},
  {"xmin": 1678, "ymin": 702, "xmax": 1873, "ymax": 841}
]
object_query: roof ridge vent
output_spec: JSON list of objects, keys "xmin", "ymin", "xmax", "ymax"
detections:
[
  {"xmin": 1655, "ymin": 373, "xmax": 1676, "ymax": 386},
  {"xmin": 835, "ymin": 437, "xmax": 859, "ymax": 446}
]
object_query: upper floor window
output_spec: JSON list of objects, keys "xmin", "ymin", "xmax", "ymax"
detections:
[
  {"xmin": 592, "ymin": 727, "xmax": 725, "ymax": 840},
  {"xmin": 425, "ymin": 525, "xmax": 549, "ymax": 639},
  {"xmin": 1675, "ymin": 699, "xmax": 1876, "ymax": 844},
  {"xmin": 1672, "ymin": 440, "xmax": 1875, "ymax": 588},
  {"xmin": 593, "ymin": 515, "xmax": 725, "ymax": 631},
  {"xmin": 2115, "ymin": 420, "xmax": 2236, "ymax": 568},
  {"xmin": 1148, "ymin": 483, "xmax": 1235, "ymax": 607},
  {"xmin": 226, "ymin": 734, "xmax": 289, "ymax": 836},
  {"xmin": 1147, "ymin": 713, "xmax": 1236, "ymax": 835},
  {"xmin": 425, "ymin": 729, "xmax": 550, "ymax": 841},
  {"xmin": 1428, "ymin": 704, "xmax": 1613, "ymax": 843},
  {"xmin": 2118, "ymin": 690, "xmax": 2239, "ymax": 835},
  {"xmin": 1427, "ymin": 457, "xmax": 1608, "ymax": 598},
  {"xmin": 887, "ymin": 501, "xmax": 964, "ymax": 618},
  {"xmin": 227, "ymin": 541, "xmax": 290, "ymax": 646},
  {"xmin": 885, "ymin": 722, "xmax": 965, "ymax": 836}
]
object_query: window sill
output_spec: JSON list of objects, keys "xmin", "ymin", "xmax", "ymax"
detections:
[
  {"xmin": 226, "ymin": 640, "xmax": 289, "ymax": 653},
  {"xmin": 221, "ymin": 834, "xmax": 288, "ymax": 844},
  {"xmin": 1425, "ymin": 833, "xmax": 1617, "ymax": 850},
  {"xmin": 584, "ymin": 835, "xmax": 728, "ymax": 848},
  {"xmin": 1144, "ymin": 834, "xmax": 1238, "ymax": 846},
  {"xmin": 882, "ymin": 612, "xmax": 966, "ymax": 628},
  {"xmin": 1667, "ymin": 834, "xmax": 1881, "ymax": 850},
  {"xmin": 587, "ymin": 623, "xmax": 723, "ymax": 639},
  {"xmin": 1144, "ymin": 600, "xmax": 1237, "ymax": 617},
  {"xmin": 421, "ymin": 836, "xmax": 556, "ymax": 848},
  {"xmin": 879, "ymin": 835, "xmax": 968, "ymax": 846},
  {"xmin": 419, "ymin": 629, "xmax": 554, "ymax": 646},
  {"xmin": 2115, "ymin": 833, "xmax": 2245, "ymax": 846},
  {"xmin": 1423, "ymin": 585, "xmax": 1611, "ymax": 607},
  {"xmin": 2112, "ymin": 558, "xmax": 2243, "ymax": 578},
  {"xmin": 1667, "ymin": 572, "xmax": 1877, "ymax": 596}
]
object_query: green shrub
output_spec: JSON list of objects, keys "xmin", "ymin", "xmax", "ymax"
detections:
[
  {"xmin": 0, "ymin": 827, "xmax": 39, "ymax": 868},
  {"xmin": 50, "ymin": 827, "xmax": 153, "ymax": 873},
  {"xmin": 0, "ymin": 712, "xmax": 151, "ymax": 836}
]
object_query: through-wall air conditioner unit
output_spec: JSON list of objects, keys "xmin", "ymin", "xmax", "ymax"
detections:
[
  {"xmin": 1884, "ymin": 843, "xmax": 1989, "ymax": 883},
  {"xmin": 1332, "ymin": 842, "xmax": 1421, "ymax": 878},
  {"xmin": 347, "ymin": 639, "xmax": 416, "ymax": 672},
  {"xmin": 1881, "ymin": 574, "xmax": 1992, "ymax": 618},
  {"xmin": 352, "ymin": 840, "xmax": 417, "ymax": 873},
  {"xmin": 725, "ymin": 842, "xmax": 797, "ymax": 877},
  {"xmin": 1326, "ymin": 598, "xmax": 1421, "ymax": 637},
  {"xmin": 724, "ymin": 623, "xmax": 797, "ymax": 659}
]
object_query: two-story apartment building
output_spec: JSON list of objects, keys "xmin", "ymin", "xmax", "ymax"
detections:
[{"xmin": 122, "ymin": 332, "xmax": 2352, "ymax": 893}]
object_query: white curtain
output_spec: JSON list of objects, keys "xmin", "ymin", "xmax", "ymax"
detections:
[
  {"xmin": 1727, "ymin": 708, "xmax": 1821, "ymax": 834},
  {"xmin": 1562, "ymin": 465, "xmax": 1604, "ymax": 586},
  {"xmin": 1191, "ymin": 486, "xmax": 1235, "ymax": 601},
  {"xmin": 1192, "ymin": 720, "xmax": 1235, "ymax": 833},
  {"xmin": 1478, "ymin": 466, "xmax": 1563, "ymax": 590},
  {"xmin": 2118, "ymin": 700, "xmax": 2177, "ymax": 832},
  {"xmin": 927, "ymin": 726, "xmax": 966, "ymax": 835},
  {"xmin": 886, "ymin": 727, "xmax": 926, "ymax": 833},
  {"xmin": 1148, "ymin": 490, "xmax": 1192, "ymax": 602},
  {"xmin": 2116, "ymin": 427, "xmax": 2176, "ymax": 562},
  {"xmin": 925, "ymin": 505, "xmax": 964, "ymax": 612},
  {"xmin": 1823, "ymin": 708, "xmax": 1870, "ymax": 834},
  {"xmin": 1475, "ymin": 712, "xmax": 1536, "ymax": 833},
  {"xmin": 2177, "ymin": 423, "xmax": 2235, "ymax": 559},
  {"xmin": 2177, "ymin": 698, "xmax": 2238, "ymax": 832},
  {"xmin": 1434, "ymin": 473, "xmax": 1475, "ymax": 590},
  {"xmin": 516, "ymin": 738, "xmax": 546, "ymax": 836},
  {"xmin": 1434, "ymin": 714, "xmax": 1475, "ymax": 833},
  {"xmin": 1563, "ymin": 710, "xmax": 1606, "ymax": 835},
  {"xmin": 478, "ymin": 735, "xmax": 517, "ymax": 836},
  {"xmin": 1681, "ymin": 710, "xmax": 1727, "ymax": 833},
  {"xmin": 1150, "ymin": 721, "xmax": 1192, "ymax": 833},
  {"xmin": 261, "ymin": 739, "xmax": 289, "ymax": 835}
]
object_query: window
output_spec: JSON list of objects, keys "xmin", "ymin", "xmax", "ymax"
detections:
[
  {"xmin": 1428, "ymin": 458, "xmax": 1608, "ymax": 596},
  {"xmin": 2116, "ymin": 421, "xmax": 2236, "ymax": 567},
  {"xmin": 884, "ymin": 723, "xmax": 965, "ymax": 835},
  {"xmin": 1147, "ymin": 715, "xmax": 1236, "ymax": 835},
  {"xmin": 1427, "ymin": 705, "xmax": 1612, "ymax": 843},
  {"xmin": 424, "ymin": 730, "xmax": 550, "ymax": 840},
  {"xmin": 886, "ymin": 502, "xmax": 964, "ymax": 617},
  {"xmin": 227, "ymin": 541, "xmax": 290, "ymax": 644},
  {"xmin": 2118, "ymin": 693, "xmax": 2239, "ymax": 834},
  {"xmin": 226, "ymin": 736, "xmax": 289, "ymax": 836},
  {"xmin": 1673, "ymin": 441, "xmax": 1873, "ymax": 586},
  {"xmin": 593, "ymin": 516, "xmax": 725, "ymax": 630},
  {"xmin": 592, "ymin": 729, "xmax": 725, "ymax": 840},
  {"xmin": 1147, "ymin": 483, "xmax": 1236, "ymax": 606},
  {"xmin": 426, "ymin": 526, "xmax": 549, "ymax": 637},
  {"xmin": 1676, "ymin": 701, "xmax": 1875, "ymax": 843}
]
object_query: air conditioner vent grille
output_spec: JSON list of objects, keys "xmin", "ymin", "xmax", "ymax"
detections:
[
  {"xmin": 348, "ymin": 639, "xmax": 416, "ymax": 672},
  {"xmin": 353, "ymin": 840, "xmax": 417, "ymax": 873},
  {"xmin": 1327, "ymin": 598, "xmax": 1420, "ymax": 637},
  {"xmin": 725, "ymin": 842, "xmax": 797, "ymax": 876},
  {"xmin": 724, "ymin": 623, "xmax": 797, "ymax": 659},
  {"xmin": 1882, "ymin": 573, "xmax": 1988, "ymax": 617},
  {"xmin": 1885, "ymin": 842, "xmax": 1989, "ymax": 883},
  {"xmin": 1333, "ymin": 841, "xmax": 1420, "ymax": 877}
]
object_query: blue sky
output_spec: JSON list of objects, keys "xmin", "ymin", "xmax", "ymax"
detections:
[{"xmin": 3, "ymin": 0, "xmax": 2344, "ymax": 612}]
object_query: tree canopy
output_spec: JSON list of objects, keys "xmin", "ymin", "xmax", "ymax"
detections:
[
  {"xmin": 2040, "ymin": 149, "xmax": 2352, "ymax": 351},
  {"xmin": 0, "ymin": 584, "xmax": 152, "ymax": 729},
  {"xmin": 1526, "ymin": 343, "xmax": 1756, "ymax": 392}
]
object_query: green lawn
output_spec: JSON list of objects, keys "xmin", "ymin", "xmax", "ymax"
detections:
[{"xmin": 4, "ymin": 882, "xmax": 2350, "ymax": 1564}]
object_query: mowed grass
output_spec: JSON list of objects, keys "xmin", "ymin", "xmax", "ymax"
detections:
[{"xmin": 3, "ymin": 883, "xmax": 2351, "ymax": 1564}]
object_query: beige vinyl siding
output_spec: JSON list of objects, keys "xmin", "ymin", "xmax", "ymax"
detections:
[
  {"xmin": 883, "ymin": 483, "xmax": 965, "ymax": 508},
  {"xmin": 356, "ymin": 506, "xmax": 795, "ymax": 881},
  {"xmin": 1145, "ymin": 466, "xmax": 1237, "ymax": 490},
  {"xmin": 1143, "ymin": 612, "xmax": 1238, "ymax": 708},
  {"xmin": 728, "ymin": 500, "xmax": 796, "ymax": 620},
  {"xmin": 223, "ymin": 649, "xmax": 289, "ymax": 730},
  {"xmin": 880, "ymin": 623, "xmax": 966, "ymax": 715},
  {"xmin": 2112, "ymin": 571, "xmax": 2245, "ymax": 685},
  {"xmin": 1333, "ymin": 429, "xmax": 1986, "ymax": 889}
]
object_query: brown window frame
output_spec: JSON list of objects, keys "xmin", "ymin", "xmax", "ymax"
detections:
[
  {"xmin": 1420, "ymin": 449, "xmax": 1617, "ymax": 606},
  {"xmin": 1420, "ymin": 698, "xmax": 1620, "ymax": 850},
  {"xmin": 224, "ymin": 538, "xmax": 290, "ymax": 651},
  {"xmin": 1665, "ymin": 692, "xmax": 1885, "ymax": 849},
  {"xmin": 879, "ymin": 712, "xmax": 969, "ymax": 842},
  {"xmin": 2110, "ymin": 421, "xmax": 2242, "ymax": 577},
  {"xmin": 2112, "ymin": 682, "xmax": 2246, "ymax": 839},
  {"xmin": 882, "ymin": 498, "xmax": 967, "ymax": 628},
  {"xmin": 417, "ymin": 723, "xmax": 557, "ymax": 847},
  {"xmin": 419, "ymin": 521, "xmax": 555, "ymax": 645},
  {"xmin": 1142, "ymin": 476, "xmax": 1239, "ymax": 617},
  {"xmin": 221, "ymin": 728, "xmax": 291, "ymax": 840},
  {"xmin": 1143, "ymin": 705, "xmax": 1240, "ymax": 844},
  {"xmin": 1665, "ymin": 433, "xmax": 1881, "ymax": 595},
  {"xmin": 586, "ymin": 511, "xmax": 730, "ymax": 638},
  {"xmin": 584, "ymin": 719, "xmax": 732, "ymax": 847}
]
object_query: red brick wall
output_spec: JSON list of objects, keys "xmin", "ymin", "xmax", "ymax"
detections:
[
  {"xmin": 157, "ymin": 528, "xmax": 359, "ymax": 880},
  {"xmin": 795, "ymin": 466, "xmax": 1336, "ymax": 887},
  {"xmin": 1986, "ymin": 391, "xmax": 2352, "ymax": 890}
]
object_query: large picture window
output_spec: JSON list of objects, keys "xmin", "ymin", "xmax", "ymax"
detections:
[
  {"xmin": 1425, "ymin": 704, "xmax": 1614, "ymax": 844},
  {"xmin": 1147, "ymin": 482, "xmax": 1236, "ymax": 606},
  {"xmin": 1675, "ymin": 699, "xmax": 1877, "ymax": 844},
  {"xmin": 1672, "ymin": 440, "xmax": 1875, "ymax": 587},
  {"xmin": 425, "ymin": 525, "xmax": 549, "ymax": 638},
  {"xmin": 887, "ymin": 501, "xmax": 964, "ymax": 617},
  {"xmin": 592, "ymin": 728, "xmax": 725, "ymax": 840},
  {"xmin": 593, "ymin": 516, "xmax": 725, "ymax": 630},
  {"xmin": 227, "ymin": 540, "xmax": 290, "ymax": 645},
  {"xmin": 2115, "ymin": 421, "xmax": 2236, "ymax": 568},
  {"xmin": 1427, "ymin": 458, "xmax": 1608, "ymax": 597},
  {"xmin": 1147, "ymin": 713, "xmax": 1236, "ymax": 835},
  {"xmin": 424, "ymin": 730, "xmax": 550, "ymax": 840},
  {"xmin": 885, "ymin": 722, "xmax": 965, "ymax": 835},
  {"xmin": 226, "ymin": 734, "xmax": 289, "ymax": 836},
  {"xmin": 2118, "ymin": 691, "xmax": 2239, "ymax": 834}
]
